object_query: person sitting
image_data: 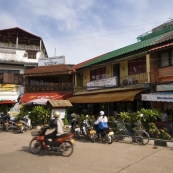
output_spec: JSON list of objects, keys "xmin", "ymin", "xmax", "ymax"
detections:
[
  {"xmin": 44, "ymin": 110, "xmax": 64, "ymax": 148},
  {"xmin": 94, "ymin": 111, "xmax": 108, "ymax": 139}
]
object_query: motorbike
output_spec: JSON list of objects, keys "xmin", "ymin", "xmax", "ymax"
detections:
[
  {"xmin": 70, "ymin": 119, "xmax": 81, "ymax": 139},
  {"xmin": 29, "ymin": 126, "xmax": 75, "ymax": 157},
  {"xmin": 81, "ymin": 119, "xmax": 96, "ymax": 143},
  {"xmin": 19, "ymin": 113, "xmax": 32, "ymax": 131},
  {"xmin": 96, "ymin": 127, "xmax": 114, "ymax": 144},
  {"xmin": 6, "ymin": 116, "xmax": 29, "ymax": 133}
]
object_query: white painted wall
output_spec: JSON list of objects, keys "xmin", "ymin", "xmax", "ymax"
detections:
[{"xmin": 0, "ymin": 49, "xmax": 41, "ymax": 63}]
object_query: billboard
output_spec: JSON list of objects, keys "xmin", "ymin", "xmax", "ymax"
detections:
[{"xmin": 38, "ymin": 56, "xmax": 65, "ymax": 66}]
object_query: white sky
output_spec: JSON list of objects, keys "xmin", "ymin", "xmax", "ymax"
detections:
[{"xmin": 0, "ymin": 0, "xmax": 173, "ymax": 64}]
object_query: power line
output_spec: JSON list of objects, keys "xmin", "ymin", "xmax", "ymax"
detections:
[
  {"xmin": 43, "ymin": 20, "xmax": 165, "ymax": 40},
  {"xmin": 45, "ymin": 27, "xmax": 152, "ymax": 44}
]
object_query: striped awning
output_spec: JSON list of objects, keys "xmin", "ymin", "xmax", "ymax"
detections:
[{"xmin": 142, "ymin": 92, "xmax": 173, "ymax": 102}]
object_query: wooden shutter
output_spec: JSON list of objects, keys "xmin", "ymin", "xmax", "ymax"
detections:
[
  {"xmin": 3, "ymin": 73, "xmax": 8, "ymax": 83},
  {"xmin": 18, "ymin": 74, "xmax": 24, "ymax": 85}
]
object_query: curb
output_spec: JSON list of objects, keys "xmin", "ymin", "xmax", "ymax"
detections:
[{"xmin": 148, "ymin": 138, "xmax": 173, "ymax": 148}]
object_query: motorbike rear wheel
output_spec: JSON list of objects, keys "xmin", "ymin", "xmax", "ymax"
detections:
[
  {"xmin": 29, "ymin": 139, "xmax": 42, "ymax": 154},
  {"xmin": 60, "ymin": 141, "xmax": 74, "ymax": 157},
  {"xmin": 90, "ymin": 134, "xmax": 96, "ymax": 143},
  {"xmin": 5, "ymin": 124, "xmax": 13, "ymax": 132}
]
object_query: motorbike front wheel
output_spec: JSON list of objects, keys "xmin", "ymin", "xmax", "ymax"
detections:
[
  {"xmin": 107, "ymin": 134, "xmax": 113, "ymax": 144},
  {"xmin": 29, "ymin": 139, "xmax": 42, "ymax": 154},
  {"xmin": 60, "ymin": 141, "xmax": 74, "ymax": 157}
]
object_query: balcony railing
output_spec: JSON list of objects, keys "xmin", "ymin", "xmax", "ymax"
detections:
[
  {"xmin": 25, "ymin": 83, "xmax": 73, "ymax": 92},
  {"xmin": 74, "ymin": 72, "xmax": 149, "ymax": 94},
  {"xmin": 0, "ymin": 42, "xmax": 40, "ymax": 50}
]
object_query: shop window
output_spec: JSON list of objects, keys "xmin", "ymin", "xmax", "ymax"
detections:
[
  {"xmin": 90, "ymin": 67, "xmax": 106, "ymax": 81},
  {"xmin": 128, "ymin": 57, "xmax": 146, "ymax": 75}
]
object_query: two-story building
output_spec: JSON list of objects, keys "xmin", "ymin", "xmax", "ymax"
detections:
[
  {"xmin": 19, "ymin": 63, "xmax": 74, "ymax": 103},
  {"xmin": 69, "ymin": 20, "xmax": 173, "ymax": 116},
  {"xmin": 0, "ymin": 27, "xmax": 48, "ymax": 102}
]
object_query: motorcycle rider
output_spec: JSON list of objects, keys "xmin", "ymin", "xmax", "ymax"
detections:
[
  {"xmin": 94, "ymin": 111, "xmax": 108, "ymax": 139},
  {"xmin": 44, "ymin": 110, "xmax": 64, "ymax": 148}
]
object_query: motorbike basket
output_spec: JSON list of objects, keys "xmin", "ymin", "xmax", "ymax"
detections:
[{"xmin": 31, "ymin": 131, "xmax": 41, "ymax": 136}]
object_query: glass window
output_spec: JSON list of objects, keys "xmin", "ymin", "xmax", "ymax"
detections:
[
  {"xmin": 90, "ymin": 70, "xmax": 95, "ymax": 81},
  {"xmin": 101, "ymin": 67, "xmax": 106, "ymax": 79},
  {"xmin": 95, "ymin": 69, "xmax": 100, "ymax": 80},
  {"xmin": 128, "ymin": 60, "xmax": 137, "ymax": 75},
  {"xmin": 160, "ymin": 52, "xmax": 169, "ymax": 67},
  {"xmin": 128, "ymin": 57, "xmax": 146, "ymax": 75},
  {"xmin": 90, "ymin": 67, "xmax": 106, "ymax": 81},
  {"xmin": 138, "ymin": 57, "xmax": 146, "ymax": 73},
  {"xmin": 28, "ymin": 52, "xmax": 36, "ymax": 59}
]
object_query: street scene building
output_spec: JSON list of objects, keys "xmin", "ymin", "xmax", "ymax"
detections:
[
  {"xmin": 69, "ymin": 20, "xmax": 173, "ymax": 116},
  {"xmin": 0, "ymin": 27, "xmax": 48, "ymax": 103}
]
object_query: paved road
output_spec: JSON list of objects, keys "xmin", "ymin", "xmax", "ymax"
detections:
[{"xmin": 0, "ymin": 130, "xmax": 173, "ymax": 173}]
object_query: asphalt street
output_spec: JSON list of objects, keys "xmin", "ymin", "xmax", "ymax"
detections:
[{"xmin": 0, "ymin": 129, "xmax": 173, "ymax": 173}]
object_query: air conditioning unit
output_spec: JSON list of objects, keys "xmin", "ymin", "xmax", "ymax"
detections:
[{"xmin": 122, "ymin": 78, "xmax": 133, "ymax": 86}]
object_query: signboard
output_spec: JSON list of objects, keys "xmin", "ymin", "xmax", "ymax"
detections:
[
  {"xmin": 142, "ymin": 92, "xmax": 173, "ymax": 102},
  {"xmin": 87, "ymin": 76, "xmax": 117, "ymax": 90},
  {"xmin": 51, "ymin": 108, "xmax": 66, "ymax": 119},
  {"xmin": 38, "ymin": 56, "xmax": 65, "ymax": 66}
]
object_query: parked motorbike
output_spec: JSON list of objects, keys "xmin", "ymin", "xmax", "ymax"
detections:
[
  {"xmin": 81, "ymin": 118, "xmax": 96, "ymax": 143},
  {"xmin": 96, "ymin": 127, "xmax": 114, "ymax": 144},
  {"xmin": 29, "ymin": 126, "xmax": 75, "ymax": 157},
  {"xmin": 0, "ymin": 113, "xmax": 11, "ymax": 132},
  {"xmin": 6, "ymin": 116, "xmax": 29, "ymax": 133},
  {"xmin": 70, "ymin": 115, "xmax": 81, "ymax": 139},
  {"xmin": 19, "ymin": 112, "xmax": 32, "ymax": 131}
]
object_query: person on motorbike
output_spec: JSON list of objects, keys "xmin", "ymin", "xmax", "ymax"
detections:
[
  {"xmin": 44, "ymin": 110, "xmax": 64, "ymax": 148},
  {"xmin": 70, "ymin": 113, "xmax": 78, "ymax": 133},
  {"xmin": 94, "ymin": 111, "xmax": 108, "ymax": 139}
]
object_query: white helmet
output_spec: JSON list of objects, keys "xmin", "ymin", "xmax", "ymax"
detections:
[
  {"xmin": 53, "ymin": 111, "xmax": 60, "ymax": 118},
  {"xmin": 99, "ymin": 111, "xmax": 104, "ymax": 116},
  {"xmin": 71, "ymin": 113, "xmax": 77, "ymax": 118}
]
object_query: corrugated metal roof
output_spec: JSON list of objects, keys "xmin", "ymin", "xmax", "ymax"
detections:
[
  {"xmin": 48, "ymin": 99, "xmax": 72, "ymax": 107},
  {"xmin": 149, "ymin": 42, "xmax": 173, "ymax": 52},
  {"xmin": 80, "ymin": 29, "xmax": 173, "ymax": 69},
  {"xmin": 81, "ymin": 35, "xmax": 163, "ymax": 68}
]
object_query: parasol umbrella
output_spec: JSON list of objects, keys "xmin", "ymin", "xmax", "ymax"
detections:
[{"xmin": 26, "ymin": 98, "xmax": 49, "ymax": 105}]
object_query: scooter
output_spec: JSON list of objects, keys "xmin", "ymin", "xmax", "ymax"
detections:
[
  {"xmin": 82, "ymin": 119, "xmax": 96, "ymax": 143},
  {"xmin": 100, "ymin": 127, "xmax": 114, "ymax": 144},
  {"xmin": 29, "ymin": 126, "xmax": 75, "ymax": 157}
]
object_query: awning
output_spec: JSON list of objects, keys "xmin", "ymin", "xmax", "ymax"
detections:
[
  {"xmin": 20, "ymin": 92, "xmax": 73, "ymax": 103},
  {"xmin": 48, "ymin": 100, "xmax": 72, "ymax": 107},
  {"xmin": 0, "ymin": 100, "xmax": 16, "ymax": 104},
  {"xmin": 69, "ymin": 89, "xmax": 144, "ymax": 103},
  {"xmin": 142, "ymin": 92, "xmax": 173, "ymax": 102}
]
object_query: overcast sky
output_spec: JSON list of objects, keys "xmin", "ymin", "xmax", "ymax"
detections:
[{"xmin": 0, "ymin": 0, "xmax": 173, "ymax": 64}]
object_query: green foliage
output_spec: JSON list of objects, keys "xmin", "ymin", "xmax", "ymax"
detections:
[
  {"xmin": 63, "ymin": 115, "xmax": 69, "ymax": 125},
  {"xmin": 19, "ymin": 105, "xmax": 50, "ymax": 126},
  {"xmin": 148, "ymin": 123, "xmax": 171, "ymax": 140}
]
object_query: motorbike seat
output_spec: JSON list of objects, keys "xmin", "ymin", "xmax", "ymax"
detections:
[
  {"xmin": 102, "ymin": 128, "xmax": 110, "ymax": 132},
  {"xmin": 55, "ymin": 133, "xmax": 70, "ymax": 139}
]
